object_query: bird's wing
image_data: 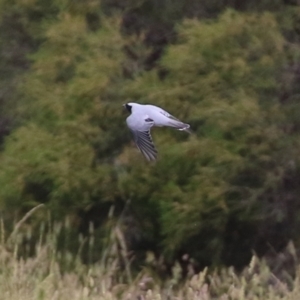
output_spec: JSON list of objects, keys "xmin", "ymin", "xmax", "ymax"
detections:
[
  {"xmin": 127, "ymin": 115, "xmax": 157, "ymax": 161},
  {"xmin": 158, "ymin": 108, "xmax": 178, "ymax": 120},
  {"xmin": 157, "ymin": 108, "xmax": 191, "ymax": 132},
  {"xmin": 131, "ymin": 129, "xmax": 157, "ymax": 161},
  {"xmin": 149, "ymin": 105, "xmax": 185, "ymax": 123}
]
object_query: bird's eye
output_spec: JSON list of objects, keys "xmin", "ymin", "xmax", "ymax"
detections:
[{"xmin": 125, "ymin": 104, "xmax": 132, "ymax": 113}]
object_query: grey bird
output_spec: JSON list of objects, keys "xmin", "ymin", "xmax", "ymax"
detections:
[{"xmin": 123, "ymin": 102, "xmax": 191, "ymax": 161}]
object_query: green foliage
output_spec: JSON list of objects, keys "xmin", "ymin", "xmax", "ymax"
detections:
[
  {"xmin": 118, "ymin": 10, "xmax": 300, "ymax": 266},
  {"xmin": 0, "ymin": 5, "xmax": 126, "ymax": 218},
  {"xmin": 1, "ymin": 0, "xmax": 300, "ymax": 274}
]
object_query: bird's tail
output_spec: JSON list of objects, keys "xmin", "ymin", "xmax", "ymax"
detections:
[{"xmin": 167, "ymin": 120, "xmax": 192, "ymax": 134}]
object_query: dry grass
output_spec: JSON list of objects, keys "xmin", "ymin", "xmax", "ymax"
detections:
[
  {"xmin": 0, "ymin": 208, "xmax": 300, "ymax": 299},
  {"xmin": 1, "ymin": 248, "xmax": 300, "ymax": 300}
]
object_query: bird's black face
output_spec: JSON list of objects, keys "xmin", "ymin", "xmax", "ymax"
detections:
[{"xmin": 123, "ymin": 103, "xmax": 132, "ymax": 113}]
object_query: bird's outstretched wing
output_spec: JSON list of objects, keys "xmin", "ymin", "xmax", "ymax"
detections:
[
  {"xmin": 131, "ymin": 129, "xmax": 157, "ymax": 161},
  {"xmin": 159, "ymin": 109, "xmax": 191, "ymax": 132},
  {"xmin": 146, "ymin": 104, "xmax": 191, "ymax": 133},
  {"xmin": 127, "ymin": 115, "xmax": 157, "ymax": 161}
]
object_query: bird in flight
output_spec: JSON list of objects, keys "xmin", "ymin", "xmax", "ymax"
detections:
[{"xmin": 124, "ymin": 102, "xmax": 191, "ymax": 161}]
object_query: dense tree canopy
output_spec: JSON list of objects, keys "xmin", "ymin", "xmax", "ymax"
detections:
[{"xmin": 1, "ymin": 0, "xmax": 300, "ymax": 273}]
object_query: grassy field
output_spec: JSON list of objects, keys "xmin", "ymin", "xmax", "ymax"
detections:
[
  {"xmin": 1, "ymin": 245, "xmax": 300, "ymax": 300},
  {"xmin": 0, "ymin": 207, "xmax": 299, "ymax": 300}
]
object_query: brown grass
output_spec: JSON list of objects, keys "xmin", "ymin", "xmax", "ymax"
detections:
[{"xmin": 0, "ymin": 208, "xmax": 300, "ymax": 299}]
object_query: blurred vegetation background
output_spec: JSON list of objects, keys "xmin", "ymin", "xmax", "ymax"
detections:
[{"xmin": 1, "ymin": 0, "xmax": 300, "ymax": 278}]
